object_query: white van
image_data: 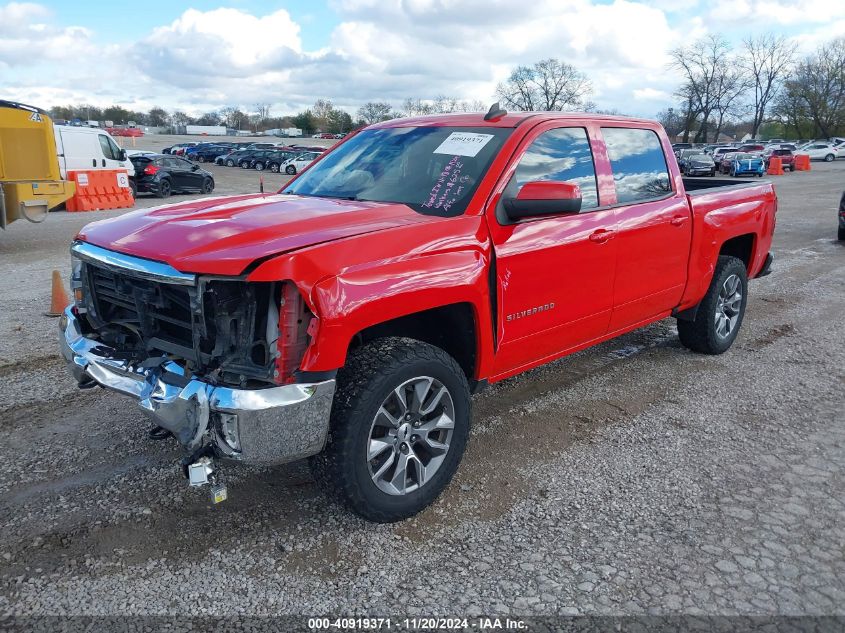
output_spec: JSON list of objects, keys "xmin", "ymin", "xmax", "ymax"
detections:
[{"xmin": 53, "ymin": 125, "xmax": 135, "ymax": 183}]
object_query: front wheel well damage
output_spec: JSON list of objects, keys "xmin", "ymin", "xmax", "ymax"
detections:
[{"xmin": 347, "ymin": 303, "xmax": 478, "ymax": 383}]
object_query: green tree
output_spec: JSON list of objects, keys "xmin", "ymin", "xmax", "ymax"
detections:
[
  {"xmin": 292, "ymin": 110, "xmax": 316, "ymax": 134},
  {"xmin": 147, "ymin": 107, "xmax": 169, "ymax": 127},
  {"xmin": 102, "ymin": 105, "xmax": 131, "ymax": 124}
]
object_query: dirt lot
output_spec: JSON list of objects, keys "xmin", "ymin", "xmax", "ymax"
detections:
[{"xmin": 0, "ymin": 157, "xmax": 843, "ymax": 618}]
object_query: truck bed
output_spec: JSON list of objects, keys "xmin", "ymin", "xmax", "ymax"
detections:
[{"xmin": 682, "ymin": 177, "xmax": 767, "ymax": 195}]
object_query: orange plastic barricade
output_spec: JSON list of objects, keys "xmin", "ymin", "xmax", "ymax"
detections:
[
  {"xmin": 766, "ymin": 156, "xmax": 784, "ymax": 175},
  {"xmin": 66, "ymin": 170, "xmax": 134, "ymax": 212},
  {"xmin": 794, "ymin": 154, "xmax": 811, "ymax": 171}
]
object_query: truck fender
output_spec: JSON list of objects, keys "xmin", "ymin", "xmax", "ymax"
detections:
[{"xmin": 300, "ymin": 250, "xmax": 495, "ymax": 375}]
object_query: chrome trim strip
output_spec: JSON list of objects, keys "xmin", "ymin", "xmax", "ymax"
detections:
[{"xmin": 70, "ymin": 240, "xmax": 196, "ymax": 286}]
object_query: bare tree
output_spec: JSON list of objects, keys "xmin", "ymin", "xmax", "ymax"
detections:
[
  {"xmin": 357, "ymin": 102, "xmax": 396, "ymax": 125},
  {"xmin": 402, "ymin": 98, "xmax": 430, "ymax": 117},
  {"xmin": 742, "ymin": 34, "xmax": 796, "ymax": 138},
  {"xmin": 496, "ymin": 58, "xmax": 591, "ymax": 111},
  {"xmin": 711, "ymin": 67, "xmax": 750, "ymax": 141},
  {"xmin": 671, "ymin": 35, "xmax": 733, "ymax": 142},
  {"xmin": 787, "ymin": 38, "xmax": 845, "ymax": 138}
]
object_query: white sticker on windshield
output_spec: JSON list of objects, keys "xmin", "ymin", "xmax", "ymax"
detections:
[{"xmin": 433, "ymin": 132, "xmax": 494, "ymax": 157}]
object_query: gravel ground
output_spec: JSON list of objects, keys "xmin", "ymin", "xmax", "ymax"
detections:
[{"xmin": 0, "ymin": 157, "xmax": 843, "ymax": 619}]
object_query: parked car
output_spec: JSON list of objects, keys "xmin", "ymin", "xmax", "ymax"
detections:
[
  {"xmin": 281, "ymin": 151, "xmax": 320, "ymax": 175},
  {"xmin": 187, "ymin": 145, "xmax": 231, "ymax": 163},
  {"xmin": 762, "ymin": 148, "xmax": 795, "ymax": 171},
  {"xmin": 236, "ymin": 149, "xmax": 279, "ymax": 169},
  {"xmin": 162, "ymin": 142, "xmax": 198, "ymax": 155},
  {"xmin": 798, "ymin": 142, "xmax": 841, "ymax": 162},
  {"xmin": 61, "ymin": 111, "xmax": 776, "ymax": 522},
  {"xmin": 215, "ymin": 149, "xmax": 253, "ymax": 167},
  {"xmin": 672, "ymin": 142, "xmax": 692, "ymax": 154},
  {"xmin": 839, "ymin": 191, "xmax": 845, "ymax": 241},
  {"xmin": 682, "ymin": 153, "xmax": 716, "ymax": 176},
  {"xmin": 334, "ymin": 133, "xmax": 347, "ymax": 139},
  {"xmin": 737, "ymin": 144, "xmax": 765, "ymax": 154},
  {"xmin": 251, "ymin": 150, "xmax": 303, "ymax": 172},
  {"xmin": 718, "ymin": 152, "xmax": 753, "ymax": 174},
  {"xmin": 246, "ymin": 142, "xmax": 277, "ymax": 150},
  {"xmin": 128, "ymin": 154, "xmax": 214, "ymax": 198},
  {"xmin": 728, "ymin": 153, "xmax": 765, "ymax": 177},
  {"xmin": 711, "ymin": 147, "xmax": 736, "ymax": 162},
  {"xmin": 318, "ymin": 133, "xmax": 335, "ymax": 139}
]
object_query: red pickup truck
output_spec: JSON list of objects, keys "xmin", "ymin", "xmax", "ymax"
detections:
[{"xmin": 60, "ymin": 109, "xmax": 776, "ymax": 522}]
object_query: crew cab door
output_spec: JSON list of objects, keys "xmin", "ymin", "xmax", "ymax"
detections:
[
  {"xmin": 485, "ymin": 124, "xmax": 619, "ymax": 377},
  {"xmin": 598, "ymin": 126, "xmax": 692, "ymax": 330}
]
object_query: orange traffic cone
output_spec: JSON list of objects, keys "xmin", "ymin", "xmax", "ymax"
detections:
[{"xmin": 45, "ymin": 270, "xmax": 70, "ymax": 317}]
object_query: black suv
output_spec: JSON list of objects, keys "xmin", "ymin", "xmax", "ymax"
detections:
[
  {"xmin": 251, "ymin": 150, "xmax": 303, "ymax": 172},
  {"xmin": 129, "ymin": 154, "xmax": 214, "ymax": 198}
]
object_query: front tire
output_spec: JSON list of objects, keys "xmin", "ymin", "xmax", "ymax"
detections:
[
  {"xmin": 677, "ymin": 256, "xmax": 748, "ymax": 355},
  {"xmin": 285, "ymin": 164, "xmax": 296, "ymax": 175},
  {"xmin": 201, "ymin": 178, "xmax": 214, "ymax": 194},
  {"xmin": 226, "ymin": 159, "xmax": 235, "ymax": 167},
  {"xmin": 825, "ymin": 154, "xmax": 835, "ymax": 162},
  {"xmin": 310, "ymin": 338, "xmax": 471, "ymax": 523}
]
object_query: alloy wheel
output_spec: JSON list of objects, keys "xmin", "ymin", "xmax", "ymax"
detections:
[
  {"xmin": 715, "ymin": 274, "xmax": 742, "ymax": 339},
  {"xmin": 367, "ymin": 376, "xmax": 455, "ymax": 496}
]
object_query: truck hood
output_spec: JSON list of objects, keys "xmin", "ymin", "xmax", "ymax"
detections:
[{"xmin": 77, "ymin": 193, "xmax": 437, "ymax": 275}]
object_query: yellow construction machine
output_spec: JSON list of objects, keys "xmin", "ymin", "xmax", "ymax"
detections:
[{"xmin": 0, "ymin": 100, "xmax": 74, "ymax": 229}]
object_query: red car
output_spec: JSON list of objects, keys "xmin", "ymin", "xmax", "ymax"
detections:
[
  {"xmin": 61, "ymin": 110, "xmax": 776, "ymax": 521},
  {"xmin": 763, "ymin": 148, "xmax": 795, "ymax": 171},
  {"xmin": 738, "ymin": 143, "xmax": 765, "ymax": 154}
]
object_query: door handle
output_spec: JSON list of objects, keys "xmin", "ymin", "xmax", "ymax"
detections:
[
  {"xmin": 670, "ymin": 215, "xmax": 688, "ymax": 227},
  {"xmin": 589, "ymin": 229, "xmax": 614, "ymax": 244}
]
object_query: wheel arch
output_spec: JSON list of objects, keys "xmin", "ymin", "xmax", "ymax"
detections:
[{"xmin": 348, "ymin": 303, "xmax": 479, "ymax": 385}]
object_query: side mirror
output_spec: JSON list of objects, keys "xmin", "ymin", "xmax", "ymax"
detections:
[
  {"xmin": 119, "ymin": 149, "xmax": 127, "ymax": 161},
  {"xmin": 191, "ymin": 164, "xmax": 200, "ymax": 171},
  {"xmin": 503, "ymin": 181, "xmax": 582, "ymax": 220}
]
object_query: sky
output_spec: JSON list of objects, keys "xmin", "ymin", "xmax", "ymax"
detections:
[{"xmin": 1, "ymin": 0, "xmax": 843, "ymax": 119}]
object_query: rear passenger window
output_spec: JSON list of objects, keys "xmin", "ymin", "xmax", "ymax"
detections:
[
  {"xmin": 514, "ymin": 127, "xmax": 598, "ymax": 209},
  {"xmin": 601, "ymin": 127, "xmax": 671, "ymax": 204}
]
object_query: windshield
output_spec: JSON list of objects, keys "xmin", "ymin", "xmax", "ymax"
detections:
[{"xmin": 283, "ymin": 126, "xmax": 511, "ymax": 216}]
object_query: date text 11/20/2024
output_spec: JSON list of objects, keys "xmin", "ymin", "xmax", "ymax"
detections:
[{"xmin": 307, "ymin": 617, "xmax": 528, "ymax": 630}]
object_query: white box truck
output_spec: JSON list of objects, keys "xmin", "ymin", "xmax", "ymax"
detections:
[{"xmin": 185, "ymin": 125, "xmax": 226, "ymax": 136}]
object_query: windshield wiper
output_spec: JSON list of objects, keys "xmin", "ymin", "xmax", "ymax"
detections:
[{"xmin": 283, "ymin": 191, "xmax": 360, "ymax": 201}]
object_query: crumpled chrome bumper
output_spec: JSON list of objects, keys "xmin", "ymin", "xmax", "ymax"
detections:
[{"xmin": 59, "ymin": 307, "xmax": 335, "ymax": 465}]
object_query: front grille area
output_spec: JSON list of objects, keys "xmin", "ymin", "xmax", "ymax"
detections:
[
  {"xmin": 86, "ymin": 263, "xmax": 197, "ymax": 358},
  {"xmin": 79, "ymin": 259, "xmax": 283, "ymax": 387}
]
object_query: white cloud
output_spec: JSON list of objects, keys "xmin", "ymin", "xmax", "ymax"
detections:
[
  {"xmin": 0, "ymin": 0, "xmax": 840, "ymax": 118},
  {"xmin": 0, "ymin": 2, "xmax": 94, "ymax": 68}
]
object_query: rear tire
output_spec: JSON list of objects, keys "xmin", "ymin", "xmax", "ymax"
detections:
[
  {"xmin": 255, "ymin": 162, "xmax": 265, "ymax": 171},
  {"xmin": 677, "ymin": 256, "xmax": 748, "ymax": 355},
  {"xmin": 197, "ymin": 156, "xmax": 205, "ymax": 163},
  {"xmin": 156, "ymin": 179, "xmax": 171, "ymax": 198},
  {"xmin": 825, "ymin": 154, "xmax": 835, "ymax": 162},
  {"xmin": 310, "ymin": 338, "xmax": 471, "ymax": 523},
  {"xmin": 226, "ymin": 159, "xmax": 235, "ymax": 167},
  {"xmin": 269, "ymin": 163, "xmax": 280, "ymax": 173}
]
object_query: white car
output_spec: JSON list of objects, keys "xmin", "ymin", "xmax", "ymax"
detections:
[
  {"xmin": 797, "ymin": 142, "xmax": 842, "ymax": 162},
  {"xmin": 282, "ymin": 151, "xmax": 321, "ymax": 175}
]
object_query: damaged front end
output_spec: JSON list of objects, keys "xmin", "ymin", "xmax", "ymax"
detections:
[{"xmin": 60, "ymin": 241, "xmax": 336, "ymax": 483}]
